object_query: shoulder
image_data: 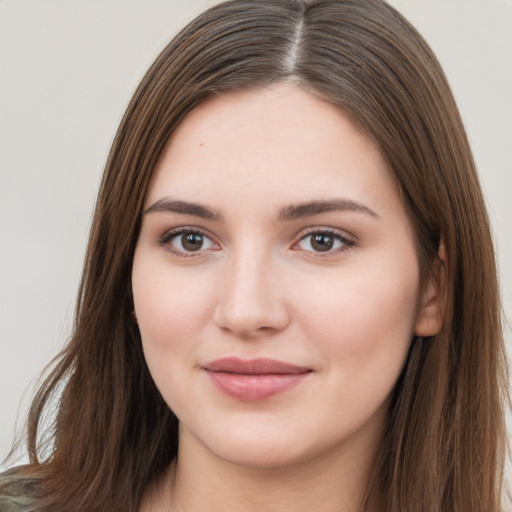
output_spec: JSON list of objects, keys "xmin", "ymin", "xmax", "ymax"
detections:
[{"xmin": 0, "ymin": 468, "xmax": 37, "ymax": 512}]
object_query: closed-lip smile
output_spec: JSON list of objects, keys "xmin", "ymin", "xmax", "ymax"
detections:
[{"xmin": 202, "ymin": 357, "xmax": 312, "ymax": 401}]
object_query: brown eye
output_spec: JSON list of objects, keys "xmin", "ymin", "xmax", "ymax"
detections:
[
  {"xmin": 310, "ymin": 233, "xmax": 335, "ymax": 252},
  {"xmin": 160, "ymin": 229, "xmax": 219, "ymax": 256},
  {"xmin": 181, "ymin": 232, "xmax": 205, "ymax": 252},
  {"xmin": 295, "ymin": 230, "xmax": 354, "ymax": 255}
]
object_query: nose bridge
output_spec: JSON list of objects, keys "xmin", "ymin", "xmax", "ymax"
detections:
[{"xmin": 214, "ymin": 241, "xmax": 289, "ymax": 337}]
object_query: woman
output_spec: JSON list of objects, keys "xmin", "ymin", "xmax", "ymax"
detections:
[{"xmin": 0, "ymin": 0, "xmax": 508, "ymax": 511}]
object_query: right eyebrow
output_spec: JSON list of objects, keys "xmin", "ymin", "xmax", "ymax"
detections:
[{"xmin": 144, "ymin": 198, "xmax": 222, "ymax": 221}]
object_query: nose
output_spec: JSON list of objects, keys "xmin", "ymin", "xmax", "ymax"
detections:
[{"xmin": 213, "ymin": 249, "xmax": 291, "ymax": 339}]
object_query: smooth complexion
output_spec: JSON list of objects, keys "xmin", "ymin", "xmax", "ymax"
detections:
[{"xmin": 132, "ymin": 83, "xmax": 443, "ymax": 512}]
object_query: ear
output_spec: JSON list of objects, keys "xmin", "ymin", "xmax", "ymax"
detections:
[{"xmin": 414, "ymin": 242, "xmax": 446, "ymax": 337}]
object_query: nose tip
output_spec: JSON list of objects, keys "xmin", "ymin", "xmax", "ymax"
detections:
[{"xmin": 213, "ymin": 258, "xmax": 290, "ymax": 339}]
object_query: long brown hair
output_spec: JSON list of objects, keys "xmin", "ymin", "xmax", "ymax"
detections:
[{"xmin": 9, "ymin": 1, "xmax": 508, "ymax": 510}]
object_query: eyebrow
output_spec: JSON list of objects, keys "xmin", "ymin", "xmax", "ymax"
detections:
[
  {"xmin": 278, "ymin": 199, "xmax": 378, "ymax": 221},
  {"xmin": 144, "ymin": 198, "xmax": 222, "ymax": 220},
  {"xmin": 144, "ymin": 197, "xmax": 378, "ymax": 222}
]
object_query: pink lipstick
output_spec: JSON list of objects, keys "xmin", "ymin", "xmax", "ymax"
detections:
[{"xmin": 203, "ymin": 357, "xmax": 312, "ymax": 401}]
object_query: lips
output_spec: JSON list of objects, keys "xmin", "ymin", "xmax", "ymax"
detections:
[{"xmin": 203, "ymin": 357, "xmax": 312, "ymax": 401}]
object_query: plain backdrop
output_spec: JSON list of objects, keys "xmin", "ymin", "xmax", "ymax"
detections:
[{"xmin": 1, "ymin": 0, "xmax": 511, "ymax": 497}]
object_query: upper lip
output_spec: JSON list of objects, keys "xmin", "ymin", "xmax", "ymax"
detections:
[{"xmin": 203, "ymin": 357, "xmax": 311, "ymax": 375}]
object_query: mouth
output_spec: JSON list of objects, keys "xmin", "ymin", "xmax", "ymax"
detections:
[{"xmin": 202, "ymin": 357, "xmax": 312, "ymax": 401}]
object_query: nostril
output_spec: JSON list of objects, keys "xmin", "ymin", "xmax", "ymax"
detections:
[{"xmin": 213, "ymin": 299, "xmax": 290, "ymax": 339}]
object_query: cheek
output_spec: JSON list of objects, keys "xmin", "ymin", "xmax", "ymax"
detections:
[
  {"xmin": 131, "ymin": 254, "xmax": 221, "ymax": 415},
  {"xmin": 292, "ymin": 253, "xmax": 420, "ymax": 377},
  {"xmin": 131, "ymin": 253, "xmax": 217, "ymax": 364}
]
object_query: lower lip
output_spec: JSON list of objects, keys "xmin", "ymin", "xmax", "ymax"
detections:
[{"xmin": 206, "ymin": 371, "xmax": 310, "ymax": 401}]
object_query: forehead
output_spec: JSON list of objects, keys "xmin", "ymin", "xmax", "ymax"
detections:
[{"xmin": 145, "ymin": 83, "xmax": 400, "ymax": 219}]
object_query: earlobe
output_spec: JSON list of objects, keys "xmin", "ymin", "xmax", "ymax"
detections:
[{"xmin": 414, "ymin": 242, "xmax": 446, "ymax": 337}]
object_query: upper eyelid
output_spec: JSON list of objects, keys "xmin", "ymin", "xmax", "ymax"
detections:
[
  {"xmin": 158, "ymin": 228, "xmax": 220, "ymax": 258},
  {"xmin": 294, "ymin": 226, "xmax": 355, "ymax": 242},
  {"xmin": 292, "ymin": 227, "xmax": 357, "ymax": 254},
  {"xmin": 160, "ymin": 225, "xmax": 216, "ymax": 239},
  {"xmin": 158, "ymin": 227, "xmax": 219, "ymax": 247}
]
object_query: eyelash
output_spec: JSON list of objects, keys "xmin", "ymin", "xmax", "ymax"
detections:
[
  {"xmin": 292, "ymin": 228, "xmax": 356, "ymax": 256},
  {"xmin": 158, "ymin": 227, "xmax": 356, "ymax": 258},
  {"xmin": 158, "ymin": 228, "xmax": 219, "ymax": 257}
]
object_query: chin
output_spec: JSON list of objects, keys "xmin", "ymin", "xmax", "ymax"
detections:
[
  {"xmin": 181, "ymin": 421, "xmax": 315, "ymax": 469},
  {"xmin": 215, "ymin": 442, "xmax": 310, "ymax": 470}
]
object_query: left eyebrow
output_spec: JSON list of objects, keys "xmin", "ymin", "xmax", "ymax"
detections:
[{"xmin": 278, "ymin": 199, "xmax": 378, "ymax": 221}]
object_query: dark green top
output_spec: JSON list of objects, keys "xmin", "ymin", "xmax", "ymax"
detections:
[{"xmin": 0, "ymin": 470, "xmax": 36, "ymax": 512}]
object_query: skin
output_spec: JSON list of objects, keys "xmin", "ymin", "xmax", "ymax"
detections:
[{"xmin": 132, "ymin": 83, "xmax": 443, "ymax": 512}]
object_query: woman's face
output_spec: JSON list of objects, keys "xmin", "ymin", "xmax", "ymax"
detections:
[{"xmin": 132, "ymin": 83, "xmax": 439, "ymax": 469}]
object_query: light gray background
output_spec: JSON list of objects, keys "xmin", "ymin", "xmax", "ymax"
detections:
[{"xmin": 1, "ymin": 0, "xmax": 511, "ymax": 496}]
